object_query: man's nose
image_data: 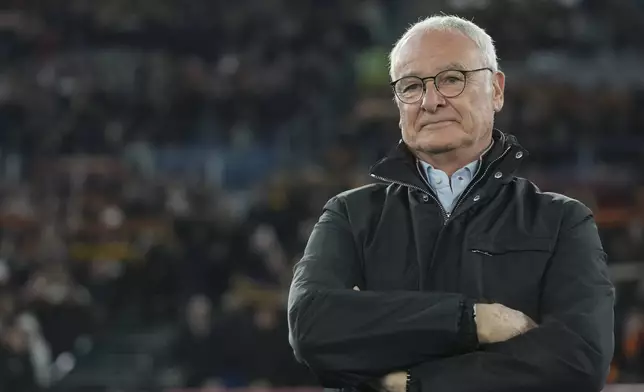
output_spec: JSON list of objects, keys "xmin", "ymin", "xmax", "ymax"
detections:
[{"xmin": 420, "ymin": 81, "xmax": 446, "ymax": 112}]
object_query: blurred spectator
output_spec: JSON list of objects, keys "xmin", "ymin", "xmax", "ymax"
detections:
[
  {"xmin": 0, "ymin": 317, "xmax": 38, "ymax": 392},
  {"xmin": 0, "ymin": 287, "xmax": 51, "ymax": 390},
  {"xmin": 174, "ymin": 292, "xmax": 314, "ymax": 389},
  {"xmin": 23, "ymin": 263, "xmax": 93, "ymax": 360}
]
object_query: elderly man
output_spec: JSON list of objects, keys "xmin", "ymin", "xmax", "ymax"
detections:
[{"xmin": 288, "ymin": 15, "xmax": 614, "ymax": 392}]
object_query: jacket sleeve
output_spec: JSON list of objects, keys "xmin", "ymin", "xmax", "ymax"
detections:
[
  {"xmin": 408, "ymin": 200, "xmax": 615, "ymax": 392},
  {"xmin": 287, "ymin": 196, "xmax": 478, "ymax": 388}
]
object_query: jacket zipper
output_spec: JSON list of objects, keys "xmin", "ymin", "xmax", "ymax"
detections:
[
  {"xmin": 369, "ymin": 173, "xmax": 447, "ymax": 290},
  {"xmin": 471, "ymin": 249, "xmax": 492, "ymax": 256},
  {"xmin": 369, "ymin": 145, "xmax": 512, "ymax": 225},
  {"xmin": 369, "ymin": 173, "xmax": 450, "ymax": 223}
]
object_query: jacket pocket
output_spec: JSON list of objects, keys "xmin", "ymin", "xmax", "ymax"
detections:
[
  {"xmin": 468, "ymin": 235, "xmax": 554, "ymax": 321},
  {"xmin": 469, "ymin": 235, "xmax": 553, "ymax": 255}
]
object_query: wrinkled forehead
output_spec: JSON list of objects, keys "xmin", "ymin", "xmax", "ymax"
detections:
[{"xmin": 392, "ymin": 30, "xmax": 484, "ymax": 80}]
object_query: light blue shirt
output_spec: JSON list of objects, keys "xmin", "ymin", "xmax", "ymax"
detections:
[{"xmin": 419, "ymin": 159, "xmax": 479, "ymax": 214}]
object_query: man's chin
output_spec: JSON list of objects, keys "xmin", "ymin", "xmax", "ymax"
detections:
[
  {"xmin": 418, "ymin": 143, "xmax": 459, "ymax": 155},
  {"xmin": 415, "ymin": 135, "xmax": 464, "ymax": 155}
]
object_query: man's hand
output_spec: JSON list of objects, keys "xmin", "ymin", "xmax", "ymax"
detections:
[
  {"xmin": 381, "ymin": 371, "xmax": 407, "ymax": 392},
  {"xmin": 475, "ymin": 303, "xmax": 538, "ymax": 344},
  {"xmin": 357, "ymin": 284, "xmax": 537, "ymax": 346}
]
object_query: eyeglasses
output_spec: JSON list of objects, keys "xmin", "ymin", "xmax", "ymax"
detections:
[{"xmin": 390, "ymin": 67, "xmax": 494, "ymax": 104}]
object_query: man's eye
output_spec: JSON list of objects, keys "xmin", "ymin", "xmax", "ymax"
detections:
[{"xmin": 403, "ymin": 84, "xmax": 421, "ymax": 92}]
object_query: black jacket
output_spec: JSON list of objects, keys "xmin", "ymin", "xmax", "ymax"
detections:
[{"xmin": 287, "ymin": 130, "xmax": 615, "ymax": 392}]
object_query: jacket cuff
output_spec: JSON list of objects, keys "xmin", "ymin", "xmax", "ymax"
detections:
[
  {"xmin": 406, "ymin": 368, "xmax": 421, "ymax": 392},
  {"xmin": 457, "ymin": 298, "xmax": 479, "ymax": 352}
]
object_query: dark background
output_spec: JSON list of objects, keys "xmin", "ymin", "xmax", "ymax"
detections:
[{"xmin": 0, "ymin": 0, "xmax": 642, "ymax": 390}]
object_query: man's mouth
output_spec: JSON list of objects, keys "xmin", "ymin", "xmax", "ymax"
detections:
[{"xmin": 421, "ymin": 120, "xmax": 456, "ymax": 129}]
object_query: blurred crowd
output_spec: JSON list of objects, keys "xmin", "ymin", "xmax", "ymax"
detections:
[{"xmin": 0, "ymin": 0, "xmax": 642, "ymax": 390}]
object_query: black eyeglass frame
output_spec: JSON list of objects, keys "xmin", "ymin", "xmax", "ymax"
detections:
[{"xmin": 390, "ymin": 67, "xmax": 494, "ymax": 103}]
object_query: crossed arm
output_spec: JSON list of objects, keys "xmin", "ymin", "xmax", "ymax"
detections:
[{"xmin": 287, "ymin": 197, "xmax": 615, "ymax": 392}]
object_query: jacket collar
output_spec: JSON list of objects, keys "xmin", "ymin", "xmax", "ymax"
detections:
[{"xmin": 369, "ymin": 129, "xmax": 528, "ymax": 192}]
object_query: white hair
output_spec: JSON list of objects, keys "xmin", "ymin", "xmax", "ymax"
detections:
[{"xmin": 389, "ymin": 15, "xmax": 498, "ymax": 80}]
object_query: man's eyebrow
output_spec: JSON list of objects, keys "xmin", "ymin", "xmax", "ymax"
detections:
[
  {"xmin": 439, "ymin": 61, "xmax": 469, "ymax": 71},
  {"xmin": 396, "ymin": 61, "xmax": 470, "ymax": 79}
]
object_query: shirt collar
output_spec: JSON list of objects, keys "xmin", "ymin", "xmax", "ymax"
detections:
[{"xmin": 417, "ymin": 139, "xmax": 495, "ymax": 179}]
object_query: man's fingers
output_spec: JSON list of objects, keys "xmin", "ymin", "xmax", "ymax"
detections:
[
  {"xmin": 520, "ymin": 312, "xmax": 538, "ymax": 329},
  {"xmin": 381, "ymin": 371, "xmax": 408, "ymax": 392}
]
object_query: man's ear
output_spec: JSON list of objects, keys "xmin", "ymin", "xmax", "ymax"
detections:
[{"xmin": 492, "ymin": 71, "xmax": 505, "ymax": 112}]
